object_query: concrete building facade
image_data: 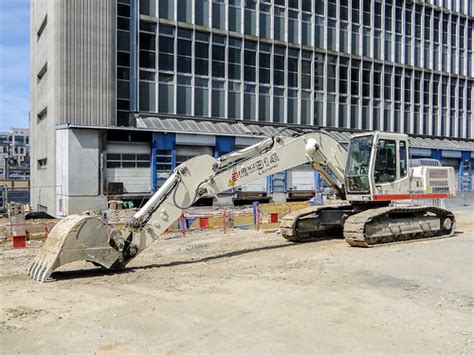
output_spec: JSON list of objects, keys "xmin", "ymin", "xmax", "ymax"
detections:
[
  {"xmin": 0, "ymin": 128, "xmax": 30, "ymax": 180},
  {"xmin": 31, "ymin": 0, "xmax": 474, "ymax": 215}
]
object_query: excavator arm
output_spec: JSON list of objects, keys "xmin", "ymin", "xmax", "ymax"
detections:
[{"xmin": 28, "ymin": 131, "xmax": 347, "ymax": 282}]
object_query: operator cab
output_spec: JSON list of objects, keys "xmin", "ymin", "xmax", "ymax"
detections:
[{"xmin": 345, "ymin": 132, "xmax": 409, "ymax": 202}]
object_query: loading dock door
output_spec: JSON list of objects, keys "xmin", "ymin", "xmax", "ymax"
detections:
[
  {"xmin": 106, "ymin": 143, "xmax": 151, "ymax": 194},
  {"xmin": 287, "ymin": 165, "xmax": 315, "ymax": 191}
]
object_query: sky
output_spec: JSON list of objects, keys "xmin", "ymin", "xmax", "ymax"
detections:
[{"xmin": 0, "ymin": 0, "xmax": 29, "ymax": 131}]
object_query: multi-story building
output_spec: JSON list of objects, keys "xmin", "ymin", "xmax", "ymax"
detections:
[
  {"xmin": 0, "ymin": 128, "xmax": 30, "ymax": 180},
  {"xmin": 31, "ymin": 0, "xmax": 474, "ymax": 215}
]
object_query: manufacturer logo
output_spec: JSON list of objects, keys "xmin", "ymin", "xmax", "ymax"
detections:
[{"xmin": 227, "ymin": 153, "xmax": 280, "ymax": 187}]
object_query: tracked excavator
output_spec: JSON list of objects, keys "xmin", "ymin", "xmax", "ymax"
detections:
[{"xmin": 28, "ymin": 130, "xmax": 456, "ymax": 282}]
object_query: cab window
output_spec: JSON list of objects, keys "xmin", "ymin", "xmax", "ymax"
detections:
[
  {"xmin": 399, "ymin": 141, "xmax": 407, "ymax": 177},
  {"xmin": 374, "ymin": 139, "xmax": 396, "ymax": 183}
]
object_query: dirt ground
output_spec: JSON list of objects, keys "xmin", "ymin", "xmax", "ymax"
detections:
[{"xmin": 0, "ymin": 207, "xmax": 473, "ymax": 354}]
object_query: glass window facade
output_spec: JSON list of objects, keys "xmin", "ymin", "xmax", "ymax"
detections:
[{"xmin": 118, "ymin": 0, "xmax": 474, "ymax": 138}]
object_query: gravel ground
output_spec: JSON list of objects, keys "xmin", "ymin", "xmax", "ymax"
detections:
[{"xmin": 0, "ymin": 207, "xmax": 473, "ymax": 354}]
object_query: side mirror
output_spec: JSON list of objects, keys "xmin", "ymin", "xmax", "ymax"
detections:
[{"xmin": 377, "ymin": 140, "xmax": 385, "ymax": 150}]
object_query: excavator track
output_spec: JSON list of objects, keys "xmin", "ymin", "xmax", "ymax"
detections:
[
  {"xmin": 344, "ymin": 205, "xmax": 456, "ymax": 247},
  {"xmin": 280, "ymin": 201, "xmax": 353, "ymax": 242}
]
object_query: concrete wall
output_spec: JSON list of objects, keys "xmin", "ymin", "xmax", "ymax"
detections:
[
  {"xmin": 30, "ymin": 0, "xmax": 57, "ymax": 212},
  {"xmin": 30, "ymin": 0, "xmax": 116, "ymax": 214},
  {"xmin": 56, "ymin": 128, "xmax": 107, "ymax": 215}
]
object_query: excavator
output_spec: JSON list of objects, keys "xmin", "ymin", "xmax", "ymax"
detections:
[{"xmin": 28, "ymin": 130, "xmax": 456, "ymax": 282}]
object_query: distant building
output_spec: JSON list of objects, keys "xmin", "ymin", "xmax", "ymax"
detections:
[
  {"xmin": 30, "ymin": 0, "xmax": 474, "ymax": 215},
  {"xmin": 0, "ymin": 128, "xmax": 30, "ymax": 180}
]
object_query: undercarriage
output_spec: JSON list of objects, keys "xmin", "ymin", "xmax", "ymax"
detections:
[{"xmin": 280, "ymin": 201, "xmax": 456, "ymax": 247}]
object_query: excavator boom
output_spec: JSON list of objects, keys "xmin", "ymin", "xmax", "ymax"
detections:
[{"xmin": 28, "ymin": 131, "xmax": 347, "ymax": 282}]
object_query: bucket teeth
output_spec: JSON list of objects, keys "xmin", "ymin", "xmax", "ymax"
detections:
[{"xmin": 27, "ymin": 259, "xmax": 53, "ymax": 282}]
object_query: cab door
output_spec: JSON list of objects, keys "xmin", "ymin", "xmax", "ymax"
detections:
[{"xmin": 371, "ymin": 135, "xmax": 410, "ymax": 200}]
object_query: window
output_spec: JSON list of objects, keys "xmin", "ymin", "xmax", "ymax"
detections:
[
  {"xmin": 287, "ymin": 89, "xmax": 298, "ymax": 124},
  {"xmin": 374, "ymin": 30, "xmax": 381, "ymax": 59},
  {"xmin": 340, "ymin": 0, "xmax": 348, "ymax": 21},
  {"xmin": 363, "ymin": 0, "xmax": 370, "ymax": 26},
  {"xmin": 384, "ymin": 66, "xmax": 392, "ymax": 101},
  {"xmin": 351, "ymin": 60, "xmax": 360, "ymax": 96},
  {"xmin": 374, "ymin": 140, "xmax": 397, "ymax": 183},
  {"xmin": 339, "ymin": 58, "xmax": 348, "ymax": 95},
  {"xmin": 363, "ymin": 27, "xmax": 371, "ymax": 57},
  {"xmin": 404, "ymin": 70, "xmax": 412, "ymax": 103},
  {"xmin": 274, "ymin": 87, "xmax": 285, "ymax": 123},
  {"xmin": 395, "ymin": 1, "xmax": 402, "ymax": 34},
  {"xmin": 259, "ymin": 44, "xmax": 271, "ymax": 84},
  {"xmin": 117, "ymin": 1, "xmax": 131, "ymax": 126},
  {"xmin": 159, "ymin": 73, "xmax": 174, "ymax": 114},
  {"xmin": 339, "ymin": 97, "xmax": 348, "ymax": 127},
  {"xmin": 244, "ymin": 84, "xmax": 256, "ymax": 120},
  {"xmin": 37, "ymin": 63, "xmax": 47, "ymax": 82},
  {"xmin": 177, "ymin": 29, "xmax": 192, "ymax": 74},
  {"xmin": 327, "ymin": 94, "xmax": 336, "ymax": 127},
  {"xmin": 37, "ymin": 158, "xmax": 47, "ymax": 170},
  {"xmin": 374, "ymin": 64, "xmax": 382, "ymax": 99},
  {"xmin": 159, "ymin": 0, "xmax": 174, "ymax": 19},
  {"xmin": 177, "ymin": 75, "xmax": 191, "ymax": 115},
  {"xmin": 244, "ymin": 40, "xmax": 256, "ymax": 82},
  {"xmin": 212, "ymin": 0, "xmax": 225, "ymax": 29},
  {"xmin": 212, "ymin": 35, "xmax": 226, "ymax": 78},
  {"xmin": 229, "ymin": 0, "xmax": 241, "ymax": 32},
  {"xmin": 177, "ymin": 0, "xmax": 192, "ymax": 22},
  {"xmin": 274, "ymin": 4, "xmax": 285, "ymax": 41},
  {"xmin": 328, "ymin": 19, "xmax": 337, "ymax": 51},
  {"xmin": 228, "ymin": 81, "xmax": 241, "ymax": 119},
  {"xmin": 385, "ymin": 32, "xmax": 392, "ymax": 61},
  {"xmin": 405, "ymin": 36, "xmax": 412, "ymax": 65},
  {"xmin": 260, "ymin": 2, "xmax": 271, "ymax": 38},
  {"xmin": 212, "ymin": 80, "xmax": 225, "ymax": 118},
  {"xmin": 385, "ymin": 2, "xmax": 392, "ymax": 32},
  {"xmin": 244, "ymin": 0, "xmax": 257, "ymax": 35},
  {"xmin": 195, "ymin": 32, "xmax": 209, "ymax": 76},
  {"xmin": 196, "ymin": 0, "xmax": 209, "ymax": 26},
  {"xmin": 258, "ymin": 86, "xmax": 270, "ymax": 122},
  {"xmin": 302, "ymin": 13, "xmax": 312, "ymax": 46},
  {"xmin": 274, "ymin": 46, "xmax": 285, "ymax": 86},
  {"xmin": 140, "ymin": 80, "xmax": 156, "ymax": 112},
  {"xmin": 352, "ymin": 0, "xmax": 359, "ymax": 24},
  {"xmin": 140, "ymin": 0, "xmax": 156, "ymax": 16},
  {"xmin": 37, "ymin": 107, "xmax": 47, "ymax": 122},
  {"xmin": 301, "ymin": 91, "xmax": 311, "ymax": 125},
  {"xmin": 159, "ymin": 25, "xmax": 174, "ymax": 72},
  {"xmin": 287, "ymin": 49, "xmax": 299, "ymax": 88},
  {"xmin": 316, "ymin": 16, "xmax": 325, "ymax": 49},
  {"xmin": 37, "ymin": 15, "xmax": 47, "ymax": 40},
  {"xmin": 399, "ymin": 141, "xmax": 407, "ymax": 177},
  {"xmin": 288, "ymin": 10, "xmax": 299, "ymax": 43},
  {"xmin": 340, "ymin": 21, "xmax": 349, "ymax": 53},
  {"xmin": 314, "ymin": 54, "xmax": 325, "ymax": 92},
  {"xmin": 106, "ymin": 153, "xmax": 150, "ymax": 168},
  {"xmin": 195, "ymin": 78, "xmax": 209, "ymax": 116},
  {"xmin": 228, "ymin": 38, "xmax": 241, "ymax": 80},
  {"xmin": 374, "ymin": 0, "xmax": 382, "ymax": 29},
  {"xmin": 362, "ymin": 62, "xmax": 371, "ymax": 98},
  {"xmin": 392, "ymin": 68, "xmax": 401, "ymax": 103},
  {"xmin": 299, "ymin": 50, "xmax": 311, "ymax": 90},
  {"xmin": 327, "ymin": 0, "xmax": 336, "ymax": 18},
  {"xmin": 351, "ymin": 98, "xmax": 359, "ymax": 128},
  {"xmin": 327, "ymin": 55, "xmax": 337, "ymax": 93}
]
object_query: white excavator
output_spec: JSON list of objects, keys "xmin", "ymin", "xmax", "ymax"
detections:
[{"xmin": 28, "ymin": 130, "xmax": 456, "ymax": 282}]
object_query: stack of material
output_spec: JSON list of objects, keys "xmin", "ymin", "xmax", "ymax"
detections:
[{"xmin": 108, "ymin": 200, "xmax": 123, "ymax": 210}]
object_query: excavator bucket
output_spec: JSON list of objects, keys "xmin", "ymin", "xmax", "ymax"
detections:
[{"xmin": 27, "ymin": 214, "xmax": 123, "ymax": 282}]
